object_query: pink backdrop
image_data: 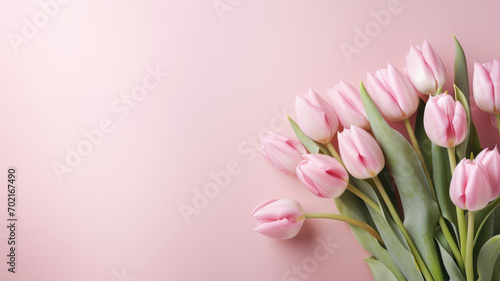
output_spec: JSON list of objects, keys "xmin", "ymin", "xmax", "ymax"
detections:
[{"xmin": 0, "ymin": 1, "xmax": 499, "ymax": 280}]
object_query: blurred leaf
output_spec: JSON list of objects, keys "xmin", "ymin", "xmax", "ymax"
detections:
[
  {"xmin": 335, "ymin": 191, "xmax": 405, "ymax": 281},
  {"xmin": 477, "ymin": 235, "xmax": 500, "ymax": 281},
  {"xmin": 288, "ymin": 116, "xmax": 330, "ymax": 155},
  {"xmin": 365, "ymin": 256, "xmax": 399, "ymax": 281},
  {"xmin": 432, "ymin": 143, "xmax": 457, "ymax": 229},
  {"xmin": 353, "ymin": 178, "xmax": 424, "ymax": 281},
  {"xmin": 435, "ymin": 227, "xmax": 465, "ymax": 281},
  {"xmin": 454, "ymin": 39, "xmax": 482, "ymax": 159},
  {"xmin": 415, "ymin": 99, "xmax": 433, "ymax": 179},
  {"xmin": 360, "ymin": 82, "xmax": 443, "ymax": 281}
]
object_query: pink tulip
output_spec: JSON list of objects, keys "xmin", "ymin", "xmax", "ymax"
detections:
[
  {"xmin": 338, "ymin": 126, "xmax": 385, "ymax": 179},
  {"xmin": 260, "ymin": 132, "xmax": 308, "ymax": 175},
  {"xmin": 450, "ymin": 159, "xmax": 494, "ymax": 211},
  {"xmin": 296, "ymin": 154, "xmax": 349, "ymax": 198},
  {"xmin": 327, "ymin": 81, "xmax": 370, "ymax": 130},
  {"xmin": 475, "ymin": 146, "xmax": 500, "ymax": 198},
  {"xmin": 423, "ymin": 93, "xmax": 467, "ymax": 148},
  {"xmin": 473, "ymin": 59, "xmax": 500, "ymax": 114},
  {"xmin": 250, "ymin": 198, "xmax": 305, "ymax": 239},
  {"xmin": 295, "ymin": 89, "xmax": 339, "ymax": 144},
  {"xmin": 406, "ymin": 40, "xmax": 447, "ymax": 95},
  {"xmin": 492, "ymin": 114, "xmax": 498, "ymax": 129},
  {"xmin": 365, "ymin": 64, "xmax": 420, "ymax": 121}
]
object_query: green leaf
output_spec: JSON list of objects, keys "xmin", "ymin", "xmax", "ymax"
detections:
[
  {"xmin": 288, "ymin": 116, "xmax": 330, "ymax": 155},
  {"xmin": 475, "ymin": 197, "xmax": 500, "ymax": 240},
  {"xmin": 360, "ymin": 82, "xmax": 444, "ymax": 281},
  {"xmin": 353, "ymin": 178, "xmax": 424, "ymax": 281},
  {"xmin": 415, "ymin": 99, "xmax": 433, "ymax": 179},
  {"xmin": 477, "ymin": 235, "xmax": 500, "ymax": 281},
  {"xmin": 335, "ymin": 191, "xmax": 406, "ymax": 281},
  {"xmin": 435, "ymin": 227, "xmax": 465, "ymax": 281},
  {"xmin": 453, "ymin": 35, "xmax": 470, "ymax": 104},
  {"xmin": 365, "ymin": 256, "xmax": 399, "ymax": 281},
  {"xmin": 453, "ymin": 38, "xmax": 482, "ymax": 159},
  {"xmin": 432, "ymin": 143, "xmax": 457, "ymax": 229}
]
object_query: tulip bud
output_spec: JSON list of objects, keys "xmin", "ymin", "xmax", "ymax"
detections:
[
  {"xmin": 296, "ymin": 154, "xmax": 349, "ymax": 198},
  {"xmin": 450, "ymin": 159, "xmax": 494, "ymax": 211},
  {"xmin": 423, "ymin": 93, "xmax": 467, "ymax": 148},
  {"xmin": 365, "ymin": 64, "xmax": 419, "ymax": 121},
  {"xmin": 406, "ymin": 40, "xmax": 447, "ymax": 95},
  {"xmin": 327, "ymin": 81, "xmax": 370, "ymax": 130},
  {"xmin": 338, "ymin": 126, "xmax": 385, "ymax": 179},
  {"xmin": 473, "ymin": 59, "xmax": 500, "ymax": 114},
  {"xmin": 260, "ymin": 132, "xmax": 308, "ymax": 175},
  {"xmin": 475, "ymin": 146, "xmax": 500, "ymax": 198},
  {"xmin": 295, "ymin": 89, "xmax": 339, "ymax": 144},
  {"xmin": 250, "ymin": 198, "xmax": 305, "ymax": 239}
]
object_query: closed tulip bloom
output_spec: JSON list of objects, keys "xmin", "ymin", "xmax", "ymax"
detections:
[
  {"xmin": 450, "ymin": 159, "xmax": 494, "ymax": 211},
  {"xmin": 295, "ymin": 89, "xmax": 339, "ymax": 144},
  {"xmin": 296, "ymin": 154, "xmax": 349, "ymax": 198},
  {"xmin": 473, "ymin": 59, "xmax": 500, "ymax": 114},
  {"xmin": 475, "ymin": 146, "xmax": 500, "ymax": 198},
  {"xmin": 260, "ymin": 132, "xmax": 308, "ymax": 175},
  {"xmin": 365, "ymin": 64, "xmax": 419, "ymax": 121},
  {"xmin": 327, "ymin": 81, "xmax": 370, "ymax": 130},
  {"xmin": 406, "ymin": 40, "xmax": 447, "ymax": 95},
  {"xmin": 338, "ymin": 126, "xmax": 385, "ymax": 179},
  {"xmin": 423, "ymin": 93, "xmax": 467, "ymax": 148},
  {"xmin": 250, "ymin": 198, "xmax": 305, "ymax": 239}
]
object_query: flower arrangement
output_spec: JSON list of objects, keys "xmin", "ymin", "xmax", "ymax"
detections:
[{"xmin": 251, "ymin": 36, "xmax": 500, "ymax": 281}]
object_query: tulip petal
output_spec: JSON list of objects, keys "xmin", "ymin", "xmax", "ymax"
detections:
[
  {"xmin": 296, "ymin": 96, "xmax": 332, "ymax": 143},
  {"xmin": 451, "ymin": 102, "xmax": 467, "ymax": 146},
  {"xmin": 407, "ymin": 45, "xmax": 437, "ymax": 95},
  {"xmin": 421, "ymin": 40, "xmax": 447, "ymax": 90},
  {"xmin": 464, "ymin": 163, "xmax": 493, "ymax": 211},
  {"xmin": 254, "ymin": 218, "xmax": 303, "ymax": 239},
  {"xmin": 449, "ymin": 159, "xmax": 468, "ymax": 210},
  {"xmin": 473, "ymin": 62, "xmax": 495, "ymax": 113},
  {"xmin": 386, "ymin": 64, "xmax": 419, "ymax": 119}
]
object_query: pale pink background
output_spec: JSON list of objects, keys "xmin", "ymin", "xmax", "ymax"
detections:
[{"xmin": 0, "ymin": 1, "xmax": 499, "ymax": 281}]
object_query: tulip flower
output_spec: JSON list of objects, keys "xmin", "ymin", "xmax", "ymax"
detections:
[
  {"xmin": 327, "ymin": 81, "xmax": 370, "ymax": 130},
  {"xmin": 338, "ymin": 126, "xmax": 385, "ymax": 179},
  {"xmin": 250, "ymin": 198, "xmax": 305, "ymax": 239},
  {"xmin": 450, "ymin": 158, "xmax": 494, "ymax": 211},
  {"xmin": 423, "ymin": 93, "xmax": 467, "ymax": 148},
  {"xmin": 473, "ymin": 59, "xmax": 500, "ymax": 114},
  {"xmin": 365, "ymin": 64, "xmax": 419, "ymax": 121},
  {"xmin": 295, "ymin": 89, "xmax": 339, "ymax": 144},
  {"xmin": 475, "ymin": 146, "xmax": 500, "ymax": 198},
  {"xmin": 260, "ymin": 132, "xmax": 308, "ymax": 175},
  {"xmin": 296, "ymin": 154, "xmax": 348, "ymax": 198},
  {"xmin": 406, "ymin": 40, "xmax": 447, "ymax": 95}
]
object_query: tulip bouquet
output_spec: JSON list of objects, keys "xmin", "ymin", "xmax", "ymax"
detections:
[{"xmin": 251, "ymin": 37, "xmax": 500, "ymax": 281}]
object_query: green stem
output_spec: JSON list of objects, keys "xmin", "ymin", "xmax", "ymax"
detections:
[
  {"xmin": 372, "ymin": 176, "xmax": 434, "ymax": 281},
  {"xmin": 465, "ymin": 212, "xmax": 475, "ymax": 281},
  {"xmin": 439, "ymin": 217, "xmax": 465, "ymax": 275},
  {"xmin": 304, "ymin": 212, "xmax": 383, "ymax": 244},
  {"xmin": 496, "ymin": 114, "xmax": 500, "ymax": 138},
  {"xmin": 403, "ymin": 118, "xmax": 437, "ymax": 200},
  {"xmin": 447, "ymin": 147, "xmax": 457, "ymax": 173},
  {"xmin": 448, "ymin": 146, "xmax": 467, "ymax": 263},
  {"xmin": 347, "ymin": 184, "xmax": 382, "ymax": 215},
  {"xmin": 326, "ymin": 142, "xmax": 343, "ymax": 166},
  {"xmin": 457, "ymin": 208, "xmax": 467, "ymax": 263}
]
